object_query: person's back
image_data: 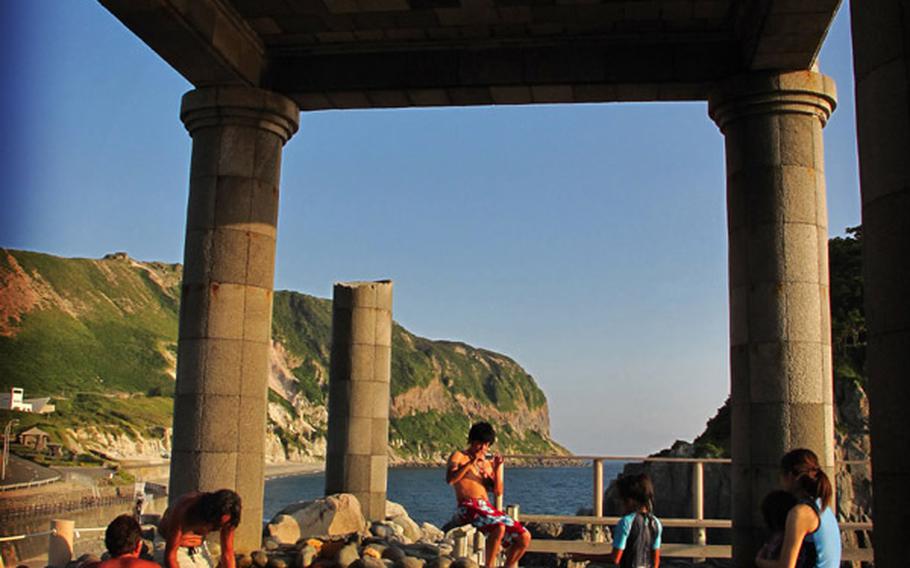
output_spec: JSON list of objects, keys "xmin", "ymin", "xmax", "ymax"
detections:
[
  {"xmin": 802, "ymin": 498, "xmax": 841, "ymax": 568},
  {"xmin": 611, "ymin": 474, "xmax": 662, "ymax": 568}
]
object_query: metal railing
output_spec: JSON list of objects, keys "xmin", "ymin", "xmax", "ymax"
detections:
[
  {"xmin": 0, "ymin": 475, "xmax": 61, "ymax": 492},
  {"xmin": 497, "ymin": 454, "xmax": 873, "ymax": 562}
]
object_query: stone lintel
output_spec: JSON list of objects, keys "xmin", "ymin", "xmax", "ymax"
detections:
[{"xmin": 100, "ymin": 0, "xmax": 265, "ymax": 87}]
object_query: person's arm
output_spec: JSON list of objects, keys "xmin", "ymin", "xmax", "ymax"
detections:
[
  {"xmin": 446, "ymin": 452, "xmax": 479, "ymax": 485},
  {"xmin": 755, "ymin": 505, "xmax": 818, "ymax": 568},
  {"xmin": 491, "ymin": 454, "xmax": 504, "ymax": 497},
  {"xmin": 610, "ymin": 515, "xmax": 632, "ymax": 565},
  {"xmin": 218, "ymin": 524, "xmax": 236, "ymax": 568},
  {"xmin": 651, "ymin": 517, "xmax": 662, "ymax": 568},
  {"xmin": 164, "ymin": 524, "xmax": 182, "ymax": 568},
  {"xmin": 652, "ymin": 549, "xmax": 660, "ymax": 568}
]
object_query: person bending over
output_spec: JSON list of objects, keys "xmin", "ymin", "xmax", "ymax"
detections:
[
  {"xmin": 159, "ymin": 489, "xmax": 241, "ymax": 568},
  {"xmin": 446, "ymin": 422, "xmax": 531, "ymax": 568},
  {"xmin": 96, "ymin": 515, "xmax": 159, "ymax": 568},
  {"xmin": 610, "ymin": 473, "xmax": 662, "ymax": 568}
]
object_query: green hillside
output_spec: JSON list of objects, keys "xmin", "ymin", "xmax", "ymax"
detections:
[{"xmin": 0, "ymin": 248, "xmax": 561, "ymax": 461}]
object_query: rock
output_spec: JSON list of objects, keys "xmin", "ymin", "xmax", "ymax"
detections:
[
  {"xmin": 362, "ymin": 544, "xmax": 386, "ymax": 559},
  {"xmin": 426, "ymin": 557, "xmax": 453, "ymax": 568},
  {"xmin": 238, "ymin": 554, "xmax": 254, "ymax": 568},
  {"xmin": 265, "ymin": 538, "xmax": 281, "ymax": 552},
  {"xmin": 267, "ymin": 558, "xmax": 289, "ymax": 568},
  {"xmin": 361, "ymin": 557, "xmax": 386, "ymax": 568},
  {"xmin": 277, "ymin": 494, "xmax": 367, "ymax": 540},
  {"xmin": 400, "ymin": 544, "xmax": 438, "ymax": 561},
  {"xmin": 335, "ymin": 543, "xmax": 360, "ymax": 568},
  {"xmin": 443, "ymin": 525, "xmax": 474, "ymax": 542},
  {"xmin": 418, "ymin": 523, "xmax": 444, "ymax": 543},
  {"xmin": 252, "ymin": 550, "xmax": 270, "ymax": 568},
  {"xmin": 296, "ymin": 545, "xmax": 319, "ymax": 568},
  {"xmin": 524, "ymin": 522, "xmax": 562, "ymax": 539},
  {"xmin": 269, "ymin": 514, "xmax": 303, "ymax": 545},
  {"xmin": 449, "ymin": 559, "xmax": 478, "ymax": 568},
  {"xmin": 371, "ymin": 522, "xmax": 404, "ymax": 541},
  {"xmin": 435, "ymin": 544, "xmax": 453, "ymax": 558},
  {"xmin": 381, "ymin": 546, "xmax": 406, "ymax": 564},
  {"xmin": 396, "ymin": 557, "xmax": 425, "ymax": 568},
  {"xmin": 385, "ymin": 501, "xmax": 422, "ymax": 542}
]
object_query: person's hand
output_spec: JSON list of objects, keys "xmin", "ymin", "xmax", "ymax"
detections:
[{"xmin": 492, "ymin": 454, "xmax": 504, "ymax": 468}]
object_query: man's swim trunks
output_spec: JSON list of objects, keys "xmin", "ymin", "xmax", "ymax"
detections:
[{"xmin": 455, "ymin": 498, "xmax": 527, "ymax": 547}]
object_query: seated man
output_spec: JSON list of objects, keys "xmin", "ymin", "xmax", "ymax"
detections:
[
  {"xmin": 158, "ymin": 489, "xmax": 241, "ymax": 568},
  {"xmin": 97, "ymin": 515, "xmax": 159, "ymax": 568},
  {"xmin": 447, "ymin": 422, "xmax": 531, "ymax": 568}
]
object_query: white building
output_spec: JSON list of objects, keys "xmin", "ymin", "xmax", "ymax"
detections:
[{"xmin": 0, "ymin": 388, "xmax": 32, "ymax": 412}]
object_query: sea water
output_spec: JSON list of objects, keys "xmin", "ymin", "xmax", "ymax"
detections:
[{"xmin": 264, "ymin": 465, "xmax": 625, "ymax": 527}]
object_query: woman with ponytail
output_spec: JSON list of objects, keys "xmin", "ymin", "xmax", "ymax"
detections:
[{"xmin": 755, "ymin": 449, "xmax": 841, "ymax": 568}]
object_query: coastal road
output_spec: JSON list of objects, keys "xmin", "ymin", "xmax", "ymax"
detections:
[{"xmin": 0, "ymin": 454, "xmax": 60, "ymax": 488}]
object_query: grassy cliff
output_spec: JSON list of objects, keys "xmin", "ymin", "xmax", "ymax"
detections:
[{"xmin": 0, "ymin": 248, "xmax": 563, "ymax": 462}]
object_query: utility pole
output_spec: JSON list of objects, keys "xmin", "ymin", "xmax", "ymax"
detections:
[{"xmin": 1, "ymin": 419, "xmax": 17, "ymax": 481}]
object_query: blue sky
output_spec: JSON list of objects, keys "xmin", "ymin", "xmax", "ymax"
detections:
[{"xmin": 1, "ymin": 2, "xmax": 860, "ymax": 454}]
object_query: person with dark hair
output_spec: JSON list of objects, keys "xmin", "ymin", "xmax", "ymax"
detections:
[
  {"xmin": 446, "ymin": 422, "xmax": 530, "ymax": 568},
  {"xmin": 97, "ymin": 515, "xmax": 158, "ymax": 568},
  {"xmin": 755, "ymin": 448, "xmax": 841, "ymax": 568},
  {"xmin": 610, "ymin": 473, "xmax": 662, "ymax": 568},
  {"xmin": 158, "ymin": 489, "xmax": 241, "ymax": 568},
  {"xmin": 758, "ymin": 490, "xmax": 815, "ymax": 567}
]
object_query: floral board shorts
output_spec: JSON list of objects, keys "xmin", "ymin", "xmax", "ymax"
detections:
[{"xmin": 455, "ymin": 498, "xmax": 528, "ymax": 548}]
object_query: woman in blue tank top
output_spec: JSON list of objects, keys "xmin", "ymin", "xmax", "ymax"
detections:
[{"xmin": 755, "ymin": 448, "xmax": 842, "ymax": 568}]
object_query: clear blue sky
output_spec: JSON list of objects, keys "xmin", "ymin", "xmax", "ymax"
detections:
[{"xmin": 1, "ymin": 2, "xmax": 860, "ymax": 454}]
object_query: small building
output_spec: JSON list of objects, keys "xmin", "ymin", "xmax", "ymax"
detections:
[
  {"xmin": 18, "ymin": 427, "xmax": 50, "ymax": 451},
  {"xmin": 24, "ymin": 397, "xmax": 55, "ymax": 414},
  {"xmin": 0, "ymin": 387, "xmax": 33, "ymax": 412}
]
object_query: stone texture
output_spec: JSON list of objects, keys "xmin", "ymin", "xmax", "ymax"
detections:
[
  {"xmin": 709, "ymin": 70, "xmax": 836, "ymax": 567},
  {"xmin": 169, "ymin": 86, "xmax": 299, "ymax": 554},
  {"xmin": 851, "ymin": 3, "xmax": 910, "ymax": 564},
  {"xmin": 275, "ymin": 493, "xmax": 367, "ymax": 540},
  {"xmin": 326, "ymin": 281, "xmax": 393, "ymax": 521}
]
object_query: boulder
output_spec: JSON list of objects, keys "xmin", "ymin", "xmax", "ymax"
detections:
[
  {"xmin": 276, "ymin": 494, "xmax": 367, "ymax": 541},
  {"xmin": 400, "ymin": 544, "xmax": 438, "ymax": 562},
  {"xmin": 418, "ymin": 523, "xmax": 444, "ymax": 543},
  {"xmin": 426, "ymin": 557, "xmax": 453, "ymax": 568},
  {"xmin": 237, "ymin": 554, "xmax": 254, "ymax": 568},
  {"xmin": 385, "ymin": 502, "xmax": 421, "ymax": 543},
  {"xmin": 267, "ymin": 558, "xmax": 288, "ymax": 568},
  {"xmin": 295, "ymin": 545, "xmax": 319, "ymax": 568},
  {"xmin": 252, "ymin": 550, "xmax": 270, "ymax": 568},
  {"xmin": 265, "ymin": 538, "xmax": 281, "ymax": 552},
  {"xmin": 396, "ymin": 557, "xmax": 425, "ymax": 568},
  {"xmin": 362, "ymin": 544, "xmax": 386, "ymax": 559},
  {"xmin": 370, "ymin": 522, "xmax": 404, "ymax": 542},
  {"xmin": 449, "ymin": 559, "xmax": 478, "ymax": 568},
  {"xmin": 269, "ymin": 514, "xmax": 303, "ymax": 545},
  {"xmin": 381, "ymin": 546, "xmax": 406, "ymax": 564},
  {"xmin": 349, "ymin": 559, "xmax": 386, "ymax": 568},
  {"xmin": 335, "ymin": 543, "xmax": 360, "ymax": 568}
]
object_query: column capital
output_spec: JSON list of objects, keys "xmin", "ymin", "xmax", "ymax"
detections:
[
  {"xmin": 709, "ymin": 71, "xmax": 837, "ymax": 133},
  {"xmin": 180, "ymin": 86, "xmax": 300, "ymax": 143}
]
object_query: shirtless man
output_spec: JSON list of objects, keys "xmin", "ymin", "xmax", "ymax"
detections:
[
  {"xmin": 158, "ymin": 489, "xmax": 241, "ymax": 568},
  {"xmin": 447, "ymin": 422, "xmax": 531, "ymax": 568},
  {"xmin": 95, "ymin": 515, "xmax": 158, "ymax": 568}
]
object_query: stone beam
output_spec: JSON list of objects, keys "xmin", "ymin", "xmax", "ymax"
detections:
[
  {"xmin": 738, "ymin": 0, "xmax": 841, "ymax": 71},
  {"xmin": 99, "ymin": 0, "xmax": 265, "ymax": 87},
  {"xmin": 265, "ymin": 40, "xmax": 740, "ymax": 109}
]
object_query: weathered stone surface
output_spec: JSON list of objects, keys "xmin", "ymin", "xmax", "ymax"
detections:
[
  {"xmin": 418, "ymin": 523, "xmax": 444, "ymax": 543},
  {"xmin": 449, "ymin": 558, "xmax": 478, "ymax": 568},
  {"xmin": 295, "ymin": 545, "xmax": 319, "ymax": 568},
  {"xmin": 381, "ymin": 546, "xmax": 406, "ymax": 564},
  {"xmin": 252, "ymin": 550, "xmax": 270, "ymax": 568},
  {"xmin": 277, "ymin": 494, "xmax": 367, "ymax": 540},
  {"xmin": 269, "ymin": 514, "xmax": 303, "ymax": 545},
  {"xmin": 396, "ymin": 557, "xmax": 425, "ymax": 568},
  {"xmin": 267, "ymin": 558, "xmax": 288, "ymax": 568},
  {"xmin": 335, "ymin": 543, "xmax": 360, "ymax": 568},
  {"xmin": 238, "ymin": 554, "xmax": 254, "ymax": 568},
  {"xmin": 386, "ymin": 501, "xmax": 422, "ymax": 542}
]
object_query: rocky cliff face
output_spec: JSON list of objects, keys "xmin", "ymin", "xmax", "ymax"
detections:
[
  {"xmin": 0, "ymin": 248, "xmax": 564, "ymax": 463},
  {"xmin": 604, "ymin": 229, "xmax": 872, "ymax": 547}
]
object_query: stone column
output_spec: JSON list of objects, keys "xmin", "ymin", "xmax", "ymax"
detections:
[
  {"xmin": 851, "ymin": 3, "xmax": 910, "ymax": 565},
  {"xmin": 325, "ymin": 281, "xmax": 393, "ymax": 521},
  {"xmin": 171, "ymin": 86, "xmax": 299, "ymax": 552},
  {"xmin": 709, "ymin": 71, "xmax": 836, "ymax": 566}
]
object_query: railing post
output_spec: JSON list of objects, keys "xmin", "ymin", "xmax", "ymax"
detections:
[
  {"xmin": 592, "ymin": 459, "xmax": 605, "ymax": 543},
  {"xmin": 692, "ymin": 461, "xmax": 706, "ymax": 560},
  {"xmin": 48, "ymin": 519, "xmax": 74, "ymax": 568},
  {"xmin": 495, "ymin": 461, "xmax": 504, "ymax": 512},
  {"xmin": 507, "ymin": 504, "xmax": 520, "ymax": 522}
]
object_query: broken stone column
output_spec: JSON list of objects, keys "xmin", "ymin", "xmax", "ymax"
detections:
[
  {"xmin": 171, "ymin": 86, "xmax": 299, "ymax": 552},
  {"xmin": 709, "ymin": 71, "xmax": 837, "ymax": 567},
  {"xmin": 325, "ymin": 281, "xmax": 393, "ymax": 521},
  {"xmin": 850, "ymin": 3, "xmax": 910, "ymax": 564}
]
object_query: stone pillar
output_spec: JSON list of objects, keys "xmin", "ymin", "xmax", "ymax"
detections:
[
  {"xmin": 850, "ymin": 3, "xmax": 910, "ymax": 565},
  {"xmin": 709, "ymin": 71, "xmax": 836, "ymax": 566},
  {"xmin": 171, "ymin": 86, "xmax": 299, "ymax": 552},
  {"xmin": 325, "ymin": 281, "xmax": 393, "ymax": 521}
]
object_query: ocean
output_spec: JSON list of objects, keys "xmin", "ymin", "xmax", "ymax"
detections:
[{"xmin": 264, "ymin": 465, "xmax": 626, "ymax": 527}]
